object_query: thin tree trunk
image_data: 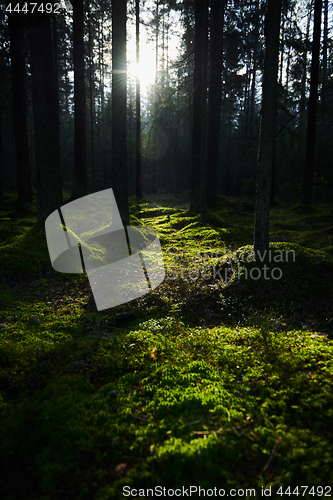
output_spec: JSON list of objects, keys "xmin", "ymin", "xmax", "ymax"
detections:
[
  {"xmin": 155, "ymin": 0, "xmax": 159, "ymax": 82},
  {"xmin": 0, "ymin": 119, "xmax": 4, "ymax": 195},
  {"xmin": 9, "ymin": 9, "xmax": 31, "ymax": 208},
  {"xmin": 254, "ymin": 0, "xmax": 282, "ymax": 253},
  {"xmin": 318, "ymin": 0, "xmax": 328, "ymax": 189},
  {"xmin": 299, "ymin": 3, "xmax": 311, "ymax": 131},
  {"xmin": 72, "ymin": 0, "xmax": 87, "ymax": 199},
  {"xmin": 88, "ymin": 5, "xmax": 95, "ymax": 192},
  {"xmin": 206, "ymin": 0, "xmax": 224, "ymax": 209},
  {"xmin": 322, "ymin": 0, "xmax": 328, "ymax": 101},
  {"xmin": 190, "ymin": 0, "xmax": 207, "ymax": 212},
  {"xmin": 302, "ymin": 0, "xmax": 322, "ymax": 205},
  {"xmin": 28, "ymin": 12, "xmax": 63, "ymax": 219},
  {"xmin": 200, "ymin": 0, "xmax": 208, "ymax": 224},
  {"xmin": 135, "ymin": 0, "xmax": 142, "ymax": 199},
  {"xmin": 279, "ymin": 11, "xmax": 285, "ymax": 84},
  {"xmin": 111, "ymin": 0, "xmax": 129, "ymax": 224}
]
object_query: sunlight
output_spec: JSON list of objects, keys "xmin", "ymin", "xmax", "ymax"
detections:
[{"xmin": 134, "ymin": 53, "xmax": 156, "ymax": 89}]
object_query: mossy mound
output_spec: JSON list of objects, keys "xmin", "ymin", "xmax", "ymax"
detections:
[{"xmin": 220, "ymin": 243, "xmax": 333, "ymax": 330}]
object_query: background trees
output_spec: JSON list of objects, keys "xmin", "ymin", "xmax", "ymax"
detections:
[
  {"xmin": 1, "ymin": 0, "xmax": 332, "ymax": 220},
  {"xmin": 27, "ymin": 7, "xmax": 63, "ymax": 220}
]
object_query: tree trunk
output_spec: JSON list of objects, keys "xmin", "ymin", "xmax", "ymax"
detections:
[
  {"xmin": 299, "ymin": 3, "xmax": 311, "ymax": 132},
  {"xmin": 155, "ymin": 0, "xmax": 159, "ymax": 82},
  {"xmin": 0, "ymin": 119, "xmax": 4, "ymax": 195},
  {"xmin": 88, "ymin": 5, "xmax": 95, "ymax": 192},
  {"xmin": 111, "ymin": 0, "xmax": 129, "ymax": 224},
  {"xmin": 254, "ymin": 0, "xmax": 282, "ymax": 253},
  {"xmin": 28, "ymin": 12, "xmax": 63, "ymax": 220},
  {"xmin": 200, "ymin": 0, "xmax": 208, "ymax": 224},
  {"xmin": 190, "ymin": 0, "xmax": 207, "ymax": 212},
  {"xmin": 302, "ymin": 0, "xmax": 322, "ymax": 205},
  {"xmin": 8, "ymin": 8, "xmax": 31, "ymax": 208},
  {"xmin": 322, "ymin": 0, "xmax": 328, "ymax": 100},
  {"xmin": 206, "ymin": 0, "xmax": 224, "ymax": 208},
  {"xmin": 135, "ymin": 0, "xmax": 142, "ymax": 199},
  {"xmin": 72, "ymin": 0, "xmax": 87, "ymax": 199}
]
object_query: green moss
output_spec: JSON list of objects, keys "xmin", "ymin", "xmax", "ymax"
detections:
[{"xmin": 1, "ymin": 196, "xmax": 333, "ymax": 498}]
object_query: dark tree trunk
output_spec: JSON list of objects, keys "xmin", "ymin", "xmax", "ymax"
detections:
[
  {"xmin": 135, "ymin": 0, "xmax": 142, "ymax": 199},
  {"xmin": 111, "ymin": 0, "xmax": 129, "ymax": 224},
  {"xmin": 322, "ymin": 0, "xmax": 328, "ymax": 98},
  {"xmin": 302, "ymin": 0, "xmax": 322, "ymax": 205},
  {"xmin": 299, "ymin": 3, "xmax": 311, "ymax": 132},
  {"xmin": 8, "ymin": 9, "xmax": 31, "ymax": 208},
  {"xmin": 206, "ymin": 0, "xmax": 224, "ymax": 209},
  {"xmin": 200, "ymin": 0, "xmax": 208, "ymax": 224},
  {"xmin": 28, "ymin": 12, "xmax": 63, "ymax": 220},
  {"xmin": 0, "ymin": 119, "xmax": 4, "ymax": 195},
  {"xmin": 254, "ymin": 0, "xmax": 282, "ymax": 253},
  {"xmin": 88, "ymin": 5, "xmax": 95, "ymax": 192},
  {"xmin": 72, "ymin": 0, "xmax": 87, "ymax": 199},
  {"xmin": 190, "ymin": 0, "xmax": 207, "ymax": 212}
]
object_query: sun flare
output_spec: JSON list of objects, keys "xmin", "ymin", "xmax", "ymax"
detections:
[{"xmin": 134, "ymin": 55, "xmax": 156, "ymax": 90}]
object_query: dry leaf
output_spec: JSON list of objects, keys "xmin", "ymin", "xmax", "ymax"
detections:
[{"xmin": 150, "ymin": 347, "xmax": 157, "ymax": 360}]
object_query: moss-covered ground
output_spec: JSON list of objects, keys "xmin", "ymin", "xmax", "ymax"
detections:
[{"xmin": 0, "ymin": 194, "xmax": 333, "ymax": 499}]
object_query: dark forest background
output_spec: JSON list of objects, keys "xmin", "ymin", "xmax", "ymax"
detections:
[{"xmin": 0, "ymin": 0, "xmax": 332, "ymax": 231}]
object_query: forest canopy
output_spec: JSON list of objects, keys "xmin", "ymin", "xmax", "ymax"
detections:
[{"xmin": 0, "ymin": 0, "xmax": 332, "ymax": 226}]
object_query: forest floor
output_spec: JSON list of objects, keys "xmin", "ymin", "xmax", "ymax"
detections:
[{"xmin": 0, "ymin": 193, "xmax": 333, "ymax": 499}]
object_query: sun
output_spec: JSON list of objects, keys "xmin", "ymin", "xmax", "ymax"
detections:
[
  {"xmin": 135, "ymin": 56, "xmax": 156, "ymax": 90},
  {"xmin": 128, "ymin": 30, "xmax": 157, "ymax": 94}
]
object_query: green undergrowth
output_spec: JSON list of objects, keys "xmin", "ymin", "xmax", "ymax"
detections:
[
  {"xmin": 1, "ymin": 195, "xmax": 333, "ymax": 498},
  {"xmin": 1, "ymin": 310, "xmax": 333, "ymax": 498}
]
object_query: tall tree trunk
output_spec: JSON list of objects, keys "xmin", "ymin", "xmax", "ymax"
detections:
[
  {"xmin": 28, "ymin": 12, "xmax": 63, "ymax": 220},
  {"xmin": 99, "ymin": 13, "xmax": 105, "ymax": 112},
  {"xmin": 279, "ymin": 9, "xmax": 285, "ymax": 84},
  {"xmin": 322, "ymin": 0, "xmax": 328, "ymax": 101},
  {"xmin": 318, "ymin": 0, "xmax": 328, "ymax": 190},
  {"xmin": 249, "ymin": 57, "xmax": 257, "ymax": 124},
  {"xmin": 8, "ymin": 8, "xmax": 31, "ymax": 208},
  {"xmin": 190, "ymin": 0, "xmax": 207, "ymax": 212},
  {"xmin": 155, "ymin": 0, "xmax": 159, "ymax": 82},
  {"xmin": 254, "ymin": 0, "xmax": 282, "ymax": 253},
  {"xmin": 302, "ymin": 0, "xmax": 322, "ymax": 205},
  {"xmin": 206, "ymin": 0, "xmax": 224, "ymax": 208},
  {"xmin": 88, "ymin": 4, "xmax": 95, "ymax": 192},
  {"xmin": 72, "ymin": 0, "xmax": 87, "ymax": 199},
  {"xmin": 299, "ymin": 3, "xmax": 311, "ymax": 131},
  {"xmin": 0, "ymin": 119, "xmax": 4, "ymax": 195},
  {"xmin": 135, "ymin": 0, "xmax": 142, "ymax": 199},
  {"xmin": 200, "ymin": 0, "xmax": 208, "ymax": 224},
  {"xmin": 111, "ymin": 0, "xmax": 129, "ymax": 224}
]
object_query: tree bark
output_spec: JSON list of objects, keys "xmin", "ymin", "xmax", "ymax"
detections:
[
  {"xmin": 111, "ymin": 0, "xmax": 129, "ymax": 224},
  {"xmin": 206, "ymin": 0, "xmax": 224, "ymax": 208},
  {"xmin": 254, "ymin": 0, "xmax": 282, "ymax": 253},
  {"xmin": 135, "ymin": 0, "xmax": 142, "ymax": 199},
  {"xmin": 200, "ymin": 0, "xmax": 208, "ymax": 224},
  {"xmin": 28, "ymin": 11, "xmax": 63, "ymax": 220},
  {"xmin": 88, "ymin": 5, "xmax": 95, "ymax": 192},
  {"xmin": 302, "ymin": 0, "xmax": 322, "ymax": 205},
  {"xmin": 8, "ymin": 8, "xmax": 32, "ymax": 208},
  {"xmin": 72, "ymin": 0, "xmax": 87, "ymax": 199},
  {"xmin": 0, "ymin": 119, "xmax": 4, "ymax": 195},
  {"xmin": 190, "ymin": 0, "xmax": 207, "ymax": 212}
]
